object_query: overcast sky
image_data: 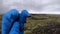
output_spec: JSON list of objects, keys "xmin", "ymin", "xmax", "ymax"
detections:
[{"xmin": 0, "ymin": 0, "xmax": 60, "ymax": 14}]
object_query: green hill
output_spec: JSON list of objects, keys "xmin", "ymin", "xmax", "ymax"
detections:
[
  {"xmin": 0, "ymin": 15, "xmax": 2, "ymax": 34},
  {"xmin": 24, "ymin": 14, "xmax": 60, "ymax": 34},
  {"xmin": 0, "ymin": 14, "xmax": 60, "ymax": 34}
]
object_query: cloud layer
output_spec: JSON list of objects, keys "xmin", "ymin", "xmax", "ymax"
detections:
[{"xmin": 1, "ymin": 0, "xmax": 60, "ymax": 14}]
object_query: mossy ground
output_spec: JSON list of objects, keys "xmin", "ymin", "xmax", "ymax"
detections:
[{"xmin": 0, "ymin": 14, "xmax": 60, "ymax": 34}]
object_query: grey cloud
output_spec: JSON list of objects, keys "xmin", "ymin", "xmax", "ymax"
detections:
[
  {"xmin": 0, "ymin": 0, "xmax": 3, "ymax": 14},
  {"xmin": 1, "ymin": 0, "xmax": 60, "ymax": 14}
]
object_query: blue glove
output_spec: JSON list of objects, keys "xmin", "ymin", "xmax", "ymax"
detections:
[
  {"xmin": 19, "ymin": 10, "xmax": 30, "ymax": 32},
  {"xmin": 2, "ymin": 9, "xmax": 19, "ymax": 34}
]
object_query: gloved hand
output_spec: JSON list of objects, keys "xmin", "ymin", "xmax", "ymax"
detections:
[{"xmin": 2, "ymin": 9, "xmax": 19, "ymax": 34}]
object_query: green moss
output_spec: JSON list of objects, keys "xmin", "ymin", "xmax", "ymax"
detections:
[
  {"xmin": 24, "ymin": 14, "xmax": 60, "ymax": 34},
  {"xmin": 1, "ymin": 14, "xmax": 60, "ymax": 34}
]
